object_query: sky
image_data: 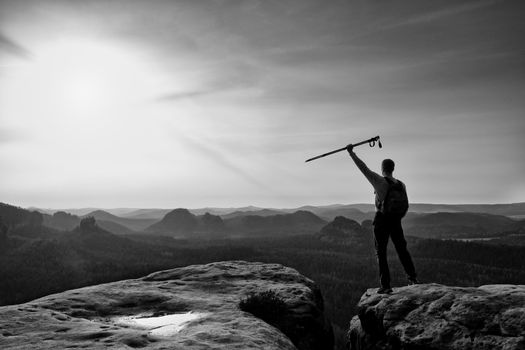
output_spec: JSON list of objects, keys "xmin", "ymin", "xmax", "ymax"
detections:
[{"xmin": 0, "ymin": 0, "xmax": 524, "ymax": 209}]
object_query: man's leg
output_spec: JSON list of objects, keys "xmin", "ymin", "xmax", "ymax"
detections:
[
  {"xmin": 373, "ymin": 214, "xmax": 391, "ymax": 289},
  {"xmin": 390, "ymin": 218, "xmax": 417, "ymax": 282}
]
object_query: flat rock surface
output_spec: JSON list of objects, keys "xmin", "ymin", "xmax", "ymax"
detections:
[
  {"xmin": 347, "ymin": 283, "xmax": 525, "ymax": 350},
  {"xmin": 0, "ymin": 261, "xmax": 332, "ymax": 350}
]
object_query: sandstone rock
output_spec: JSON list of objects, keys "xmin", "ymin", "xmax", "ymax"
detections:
[
  {"xmin": 347, "ymin": 283, "xmax": 525, "ymax": 350},
  {"xmin": 0, "ymin": 261, "xmax": 333, "ymax": 350},
  {"xmin": 316, "ymin": 216, "xmax": 371, "ymax": 248}
]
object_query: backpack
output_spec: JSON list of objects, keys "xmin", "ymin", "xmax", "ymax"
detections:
[{"xmin": 381, "ymin": 177, "xmax": 409, "ymax": 218}]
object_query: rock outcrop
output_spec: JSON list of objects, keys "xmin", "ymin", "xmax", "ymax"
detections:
[
  {"xmin": 146, "ymin": 208, "xmax": 227, "ymax": 238},
  {"xmin": 316, "ymin": 216, "xmax": 372, "ymax": 249},
  {"xmin": 0, "ymin": 261, "xmax": 333, "ymax": 350},
  {"xmin": 347, "ymin": 283, "xmax": 525, "ymax": 350}
]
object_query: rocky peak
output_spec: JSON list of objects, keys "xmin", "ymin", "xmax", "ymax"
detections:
[
  {"xmin": 199, "ymin": 212, "xmax": 225, "ymax": 231},
  {"xmin": 347, "ymin": 283, "xmax": 525, "ymax": 350},
  {"xmin": 161, "ymin": 208, "xmax": 197, "ymax": 227},
  {"xmin": 78, "ymin": 216, "xmax": 99, "ymax": 233},
  {"xmin": 328, "ymin": 216, "xmax": 363, "ymax": 232},
  {"xmin": 317, "ymin": 216, "xmax": 370, "ymax": 246},
  {"xmin": 147, "ymin": 208, "xmax": 198, "ymax": 236}
]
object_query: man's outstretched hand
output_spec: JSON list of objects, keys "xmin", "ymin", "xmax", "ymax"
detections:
[{"xmin": 346, "ymin": 144, "xmax": 354, "ymax": 154}]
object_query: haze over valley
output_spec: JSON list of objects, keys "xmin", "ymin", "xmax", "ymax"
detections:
[{"xmin": 2, "ymin": 200, "xmax": 525, "ymax": 349}]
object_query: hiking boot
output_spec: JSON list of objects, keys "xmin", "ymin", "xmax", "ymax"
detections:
[
  {"xmin": 408, "ymin": 277, "xmax": 419, "ymax": 286},
  {"xmin": 377, "ymin": 287, "xmax": 393, "ymax": 294}
]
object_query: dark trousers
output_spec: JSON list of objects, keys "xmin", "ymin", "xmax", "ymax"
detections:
[{"xmin": 373, "ymin": 212, "xmax": 417, "ymax": 288}]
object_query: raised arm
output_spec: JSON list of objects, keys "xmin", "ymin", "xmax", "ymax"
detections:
[{"xmin": 347, "ymin": 147, "xmax": 383, "ymax": 188}]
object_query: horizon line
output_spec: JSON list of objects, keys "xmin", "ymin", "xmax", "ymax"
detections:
[{"xmin": 15, "ymin": 200, "xmax": 525, "ymax": 212}]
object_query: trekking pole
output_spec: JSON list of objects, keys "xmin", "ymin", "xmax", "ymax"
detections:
[{"xmin": 305, "ymin": 136, "xmax": 382, "ymax": 163}]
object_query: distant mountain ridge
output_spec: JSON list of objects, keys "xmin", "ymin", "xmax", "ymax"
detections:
[
  {"xmin": 120, "ymin": 208, "xmax": 172, "ymax": 219},
  {"xmin": 7, "ymin": 201, "xmax": 525, "ymax": 242},
  {"xmin": 285, "ymin": 203, "xmax": 525, "ymax": 220},
  {"xmin": 42, "ymin": 211, "xmax": 137, "ymax": 235},
  {"xmin": 221, "ymin": 209, "xmax": 286, "ymax": 219},
  {"xmin": 30, "ymin": 207, "xmax": 139, "ymax": 217},
  {"xmin": 146, "ymin": 208, "xmax": 326, "ymax": 238},
  {"xmin": 403, "ymin": 212, "xmax": 523, "ymax": 239},
  {"xmin": 81, "ymin": 210, "xmax": 156, "ymax": 231},
  {"xmin": 29, "ymin": 202, "xmax": 525, "ymax": 221}
]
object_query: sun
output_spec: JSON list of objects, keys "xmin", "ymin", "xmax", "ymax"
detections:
[
  {"xmin": 1, "ymin": 38, "xmax": 161, "ymax": 129},
  {"xmin": 32, "ymin": 39, "xmax": 133, "ymax": 116},
  {"xmin": 57, "ymin": 64, "xmax": 109, "ymax": 111},
  {"xmin": 0, "ymin": 36, "xmax": 198, "ymax": 194}
]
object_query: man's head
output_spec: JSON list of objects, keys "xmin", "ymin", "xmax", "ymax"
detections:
[{"xmin": 381, "ymin": 159, "xmax": 395, "ymax": 176}]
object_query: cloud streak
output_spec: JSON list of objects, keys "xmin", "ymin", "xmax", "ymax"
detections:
[
  {"xmin": 157, "ymin": 89, "xmax": 216, "ymax": 101},
  {"xmin": 392, "ymin": 0, "xmax": 504, "ymax": 27},
  {"xmin": 344, "ymin": 0, "xmax": 505, "ymax": 44},
  {"xmin": 0, "ymin": 33, "xmax": 31, "ymax": 58},
  {"xmin": 157, "ymin": 60, "xmax": 261, "ymax": 102},
  {"xmin": 171, "ymin": 129, "xmax": 269, "ymax": 190}
]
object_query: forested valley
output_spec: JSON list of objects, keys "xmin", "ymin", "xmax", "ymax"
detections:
[{"xmin": 1, "ymin": 203, "xmax": 525, "ymax": 349}]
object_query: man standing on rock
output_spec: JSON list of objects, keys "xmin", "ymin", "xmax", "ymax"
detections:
[{"xmin": 347, "ymin": 145, "xmax": 418, "ymax": 294}]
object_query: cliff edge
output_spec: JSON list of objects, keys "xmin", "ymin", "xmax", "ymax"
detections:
[
  {"xmin": 347, "ymin": 283, "xmax": 525, "ymax": 350},
  {"xmin": 0, "ymin": 261, "xmax": 333, "ymax": 350}
]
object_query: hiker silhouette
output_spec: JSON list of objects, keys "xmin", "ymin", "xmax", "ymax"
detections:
[{"xmin": 347, "ymin": 145, "xmax": 418, "ymax": 294}]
